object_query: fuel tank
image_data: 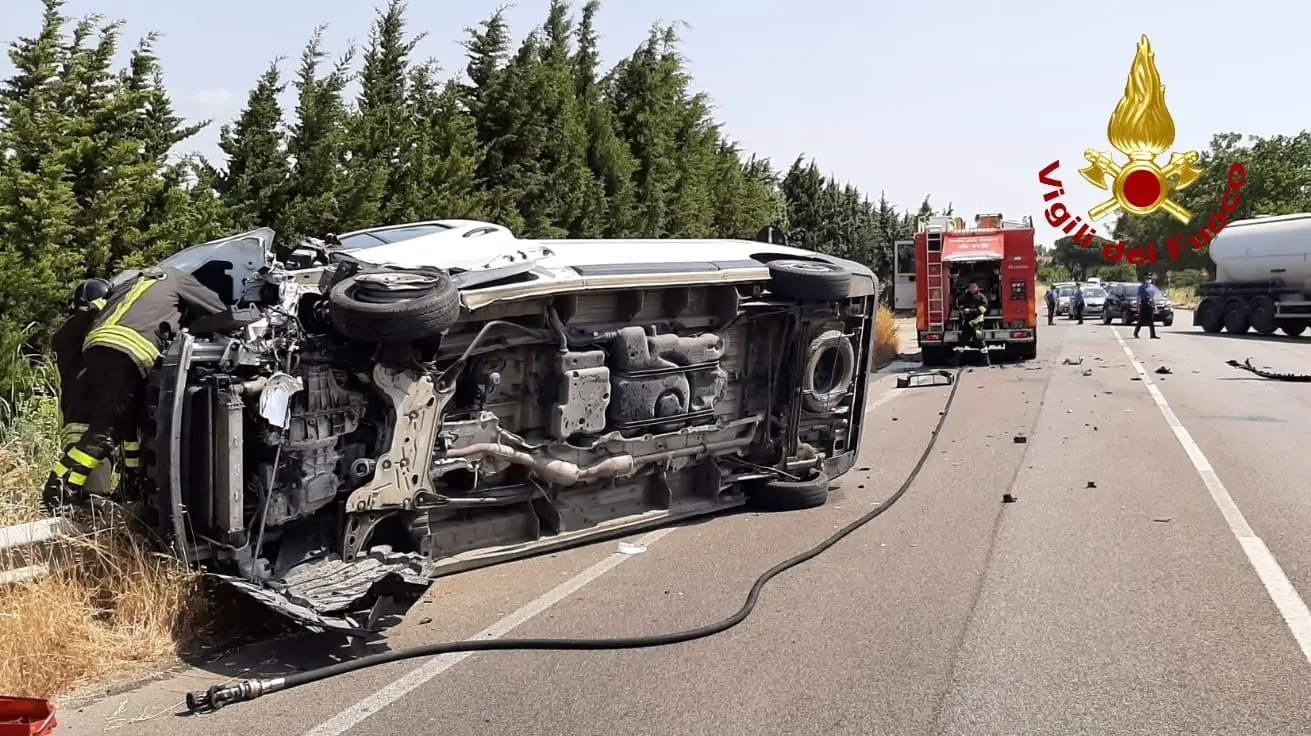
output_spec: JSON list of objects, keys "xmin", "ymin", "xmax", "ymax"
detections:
[{"xmin": 1208, "ymin": 213, "xmax": 1311, "ymax": 291}]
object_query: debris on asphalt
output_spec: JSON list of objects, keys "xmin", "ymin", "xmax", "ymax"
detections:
[
  {"xmin": 1086, "ymin": 481, "xmax": 1097, "ymax": 489},
  {"xmin": 1013, "ymin": 435, "xmax": 1027, "ymax": 444},
  {"xmin": 418, "ymin": 616, "xmax": 433, "ymax": 625},
  {"xmin": 617, "ymin": 542, "xmax": 647, "ymax": 555},
  {"xmin": 1131, "ymin": 376, "xmax": 1142, "ymax": 381},
  {"xmin": 1002, "ymin": 493, "xmax": 1018, "ymax": 503},
  {"xmin": 1155, "ymin": 366, "xmax": 1172, "ymax": 375},
  {"xmin": 1063, "ymin": 357, "xmax": 1084, "ymax": 365},
  {"xmin": 1153, "ymin": 517, "xmax": 1172, "ymax": 523},
  {"xmin": 1081, "ymin": 368, "xmax": 1093, "ymax": 376}
]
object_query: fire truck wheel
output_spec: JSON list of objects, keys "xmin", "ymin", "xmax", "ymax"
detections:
[
  {"xmin": 747, "ymin": 470, "xmax": 830, "ymax": 511},
  {"xmin": 801, "ymin": 329, "xmax": 856, "ymax": 413},
  {"xmin": 921, "ymin": 346, "xmax": 949, "ymax": 366},
  {"xmin": 764, "ymin": 259, "xmax": 852, "ymax": 301},
  {"xmin": 1281, "ymin": 319, "xmax": 1309, "ymax": 337}
]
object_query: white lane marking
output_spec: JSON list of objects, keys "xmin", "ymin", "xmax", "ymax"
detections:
[
  {"xmin": 301, "ymin": 527, "xmax": 677, "ymax": 736},
  {"xmin": 1114, "ymin": 329, "xmax": 1311, "ymax": 664},
  {"xmin": 865, "ymin": 380, "xmax": 905, "ymax": 414}
]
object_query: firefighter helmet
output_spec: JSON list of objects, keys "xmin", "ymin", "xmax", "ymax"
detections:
[{"xmin": 72, "ymin": 278, "xmax": 111, "ymax": 309}]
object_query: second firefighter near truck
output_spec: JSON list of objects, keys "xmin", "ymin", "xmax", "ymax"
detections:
[{"xmin": 42, "ymin": 267, "xmax": 229, "ymax": 513}]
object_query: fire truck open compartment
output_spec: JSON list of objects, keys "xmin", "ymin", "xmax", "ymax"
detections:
[{"xmin": 914, "ymin": 214, "xmax": 1037, "ymax": 366}]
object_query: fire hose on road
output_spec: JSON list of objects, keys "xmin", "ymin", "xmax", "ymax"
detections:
[
  {"xmin": 184, "ymin": 365, "xmax": 969, "ymax": 714},
  {"xmin": 1227, "ymin": 358, "xmax": 1311, "ymax": 382}
]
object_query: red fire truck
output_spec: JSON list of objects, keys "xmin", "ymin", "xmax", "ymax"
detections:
[{"xmin": 914, "ymin": 213, "xmax": 1038, "ymax": 365}]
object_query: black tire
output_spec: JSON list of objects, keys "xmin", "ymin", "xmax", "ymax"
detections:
[
  {"xmin": 1197, "ymin": 299, "xmax": 1223, "ymax": 333},
  {"xmin": 747, "ymin": 470, "xmax": 831, "ymax": 511},
  {"xmin": 765, "ymin": 260, "xmax": 852, "ymax": 301},
  {"xmin": 1162, "ymin": 317, "xmax": 1174, "ymax": 327},
  {"xmin": 1249, "ymin": 297, "xmax": 1278, "ymax": 335},
  {"xmin": 1122, "ymin": 310, "xmax": 1134, "ymax": 325},
  {"xmin": 802, "ymin": 329, "xmax": 856, "ymax": 413},
  {"xmin": 1222, "ymin": 299, "xmax": 1250, "ymax": 334},
  {"xmin": 328, "ymin": 270, "xmax": 461, "ymax": 342},
  {"xmin": 1102, "ymin": 310, "xmax": 1111, "ymax": 325},
  {"xmin": 1282, "ymin": 319, "xmax": 1309, "ymax": 337},
  {"xmin": 1013, "ymin": 340, "xmax": 1037, "ymax": 361},
  {"xmin": 921, "ymin": 345, "xmax": 949, "ymax": 367}
]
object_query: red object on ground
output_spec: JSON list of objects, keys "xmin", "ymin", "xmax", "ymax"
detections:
[{"xmin": 0, "ymin": 697, "xmax": 57, "ymax": 735}]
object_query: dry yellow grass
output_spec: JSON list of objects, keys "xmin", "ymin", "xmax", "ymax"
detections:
[
  {"xmin": 0, "ymin": 356, "xmax": 209, "ymax": 699},
  {"xmin": 874, "ymin": 305, "xmax": 900, "ymax": 365},
  {"xmin": 1166, "ymin": 286, "xmax": 1197, "ymax": 308}
]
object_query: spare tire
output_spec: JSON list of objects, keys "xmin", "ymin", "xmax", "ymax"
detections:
[
  {"xmin": 765, "ymin": 259, "xmax": 852, "ymax": 301},
  {"xmin": 328, "ymin": 270, "xmax": 461, "ymax": 342},
  {"xmin": 802, "ymin": 329, "xmax": 856, "ymax": 412}
]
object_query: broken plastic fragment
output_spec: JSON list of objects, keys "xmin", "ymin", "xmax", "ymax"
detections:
[{"xmin": 616, "ymin": 542, "xmax": 646, "ymax": 555}]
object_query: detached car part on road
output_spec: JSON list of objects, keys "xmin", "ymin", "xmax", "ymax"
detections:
[{"xmin": 124, "ymin": 221, "xmax": 877, "ymax": 633}]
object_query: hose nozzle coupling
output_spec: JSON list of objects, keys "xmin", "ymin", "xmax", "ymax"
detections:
[{"xmin": 185, "ymin": 677, "xmax": 286, "ymax": 713}]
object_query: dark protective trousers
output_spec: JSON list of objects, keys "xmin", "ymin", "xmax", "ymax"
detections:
[
  {"xmin": 45, "ymin": 347, "xmax": 146, "ymax": 508},
  {"xmin": 1133, "ymin": 303, "xmax": 1157, "ymax": 338},
  {"xmin": 1046, "ymin": 300, "xmax": 1055, "ymax": 325},
  {"xmin": 960, "ymin": 308, "xmax": 986, "ymax": 349}
]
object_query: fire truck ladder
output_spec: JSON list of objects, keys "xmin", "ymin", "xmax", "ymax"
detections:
[{"xmin": 925, "ymin": 230, "xmax": 945, "ymax": 328}]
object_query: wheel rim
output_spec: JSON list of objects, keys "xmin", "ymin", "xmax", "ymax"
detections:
[
  {"xmin": 352, "ymin": 272, "xmax": 438, "ymax": 303},
  {"xmin": 783, "ymin": 261, "xmax": 833, "ymax": 273}
]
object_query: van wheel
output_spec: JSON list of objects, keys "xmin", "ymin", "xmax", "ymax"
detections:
[
  {"xmin": 802, "ymin": 330, "xmax": 856, "ymax": 412},
  {"xmin": 747, "ymin": 470, "xmax": 830, "ymax": 511},
  {"xmin": 329, "ymin": 270, "xmax": 461, "ymax": 342},
  {"xmin": 765, "ymin": 260, "xmax": 852, "ymax": 301}
]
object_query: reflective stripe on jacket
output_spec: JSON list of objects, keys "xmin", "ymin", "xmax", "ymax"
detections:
[{"xmin": 83, "ymin": 267, "xmax": 228, "ymax": 374}]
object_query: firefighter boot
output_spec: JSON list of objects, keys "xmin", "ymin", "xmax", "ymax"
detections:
[{"xmin": 41, "ymin": 473, "xmax": 83, "ymax": 515}]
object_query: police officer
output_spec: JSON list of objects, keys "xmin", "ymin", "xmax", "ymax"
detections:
[
  {"xmin": 959, "ymin": 281, "xmax": 988, "ymax": 351},
  {"xmin": 50, "ymin": 278, "xmax": 113, "ymax": 498},
  {"xmin": 42, "ymin": 267, "xmax": 229, "ymax": 513}
]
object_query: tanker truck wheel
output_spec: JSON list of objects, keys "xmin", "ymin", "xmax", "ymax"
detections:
[
  {"xmin": 1197, "ymin": 299, "xmax": 1223, "ymax": 333},
  {"xmin": 1282, "ymin": 319, "xmax": 1309, "ymax": 337},
  {"xmin": 1249, "ymin": 297, "xmax": 1278, "ymax": 335},
  {"xmin": 1222, "ymin": 299, "xmax": 1250, "ymax": 335}
]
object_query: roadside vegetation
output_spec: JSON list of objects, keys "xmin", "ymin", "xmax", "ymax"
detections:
[{"xmin": 0, "ymin": 0, "xmax": 942, "ymax": 697}]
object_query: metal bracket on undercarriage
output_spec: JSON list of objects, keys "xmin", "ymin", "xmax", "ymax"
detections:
[{"xmin": 344, "ymin": 365, "xmax": 453, "ymax": 513}]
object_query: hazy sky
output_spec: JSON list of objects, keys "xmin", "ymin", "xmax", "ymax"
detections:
[{"xmin": 5, "ymin": 0, "xmax": 1308, "ymax": 247}]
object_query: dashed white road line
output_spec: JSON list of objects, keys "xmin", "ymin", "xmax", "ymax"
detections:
[
  {"xmin": 1113, "ymin": 329, "xmax": 1311, "ymax": 665},
  {"xmin": 300, "ymin": 526, "xmax": 677, "ymax": 736}
]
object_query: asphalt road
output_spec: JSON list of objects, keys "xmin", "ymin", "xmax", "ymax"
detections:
[{"xmin": 56, "ymin": 312, "xmax": 1311, "ymax": 736}]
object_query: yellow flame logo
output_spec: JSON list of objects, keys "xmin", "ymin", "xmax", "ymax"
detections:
[{"xmin": 1079, "ymin": 35, "xmax": 1204, "ymax": 225}]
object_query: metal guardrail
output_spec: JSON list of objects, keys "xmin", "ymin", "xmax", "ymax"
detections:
[{"xmin": 0, "ymin": 517, "xmax": 77, "ymax": 585}]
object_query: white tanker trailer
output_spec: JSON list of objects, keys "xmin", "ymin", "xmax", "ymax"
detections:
[{"xmin": 1194, "ymin": 213, "xmax": 1311, "ymax": 337}]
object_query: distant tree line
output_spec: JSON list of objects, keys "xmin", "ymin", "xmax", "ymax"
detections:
[{"xmin": 0, "ymin": 0, "xmax": 948, "ymax": 393}]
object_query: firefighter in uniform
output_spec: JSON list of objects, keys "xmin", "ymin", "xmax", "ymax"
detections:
[
  {"xmin": 958, "ymin": 281, "xmax": 988, "ymax": 351},
  {"xmin": 50, "ymin": 278, "xmax": 114, "ymax": 497},
  {"xmin": 42, "ymin": 267, "xmax": 229, "ymax": 513}
]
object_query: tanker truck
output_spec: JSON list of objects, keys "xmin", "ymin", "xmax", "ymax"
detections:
[{"xmin": 1193, "ymin": 213, "xmax": 1311, "ymax": 337}]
